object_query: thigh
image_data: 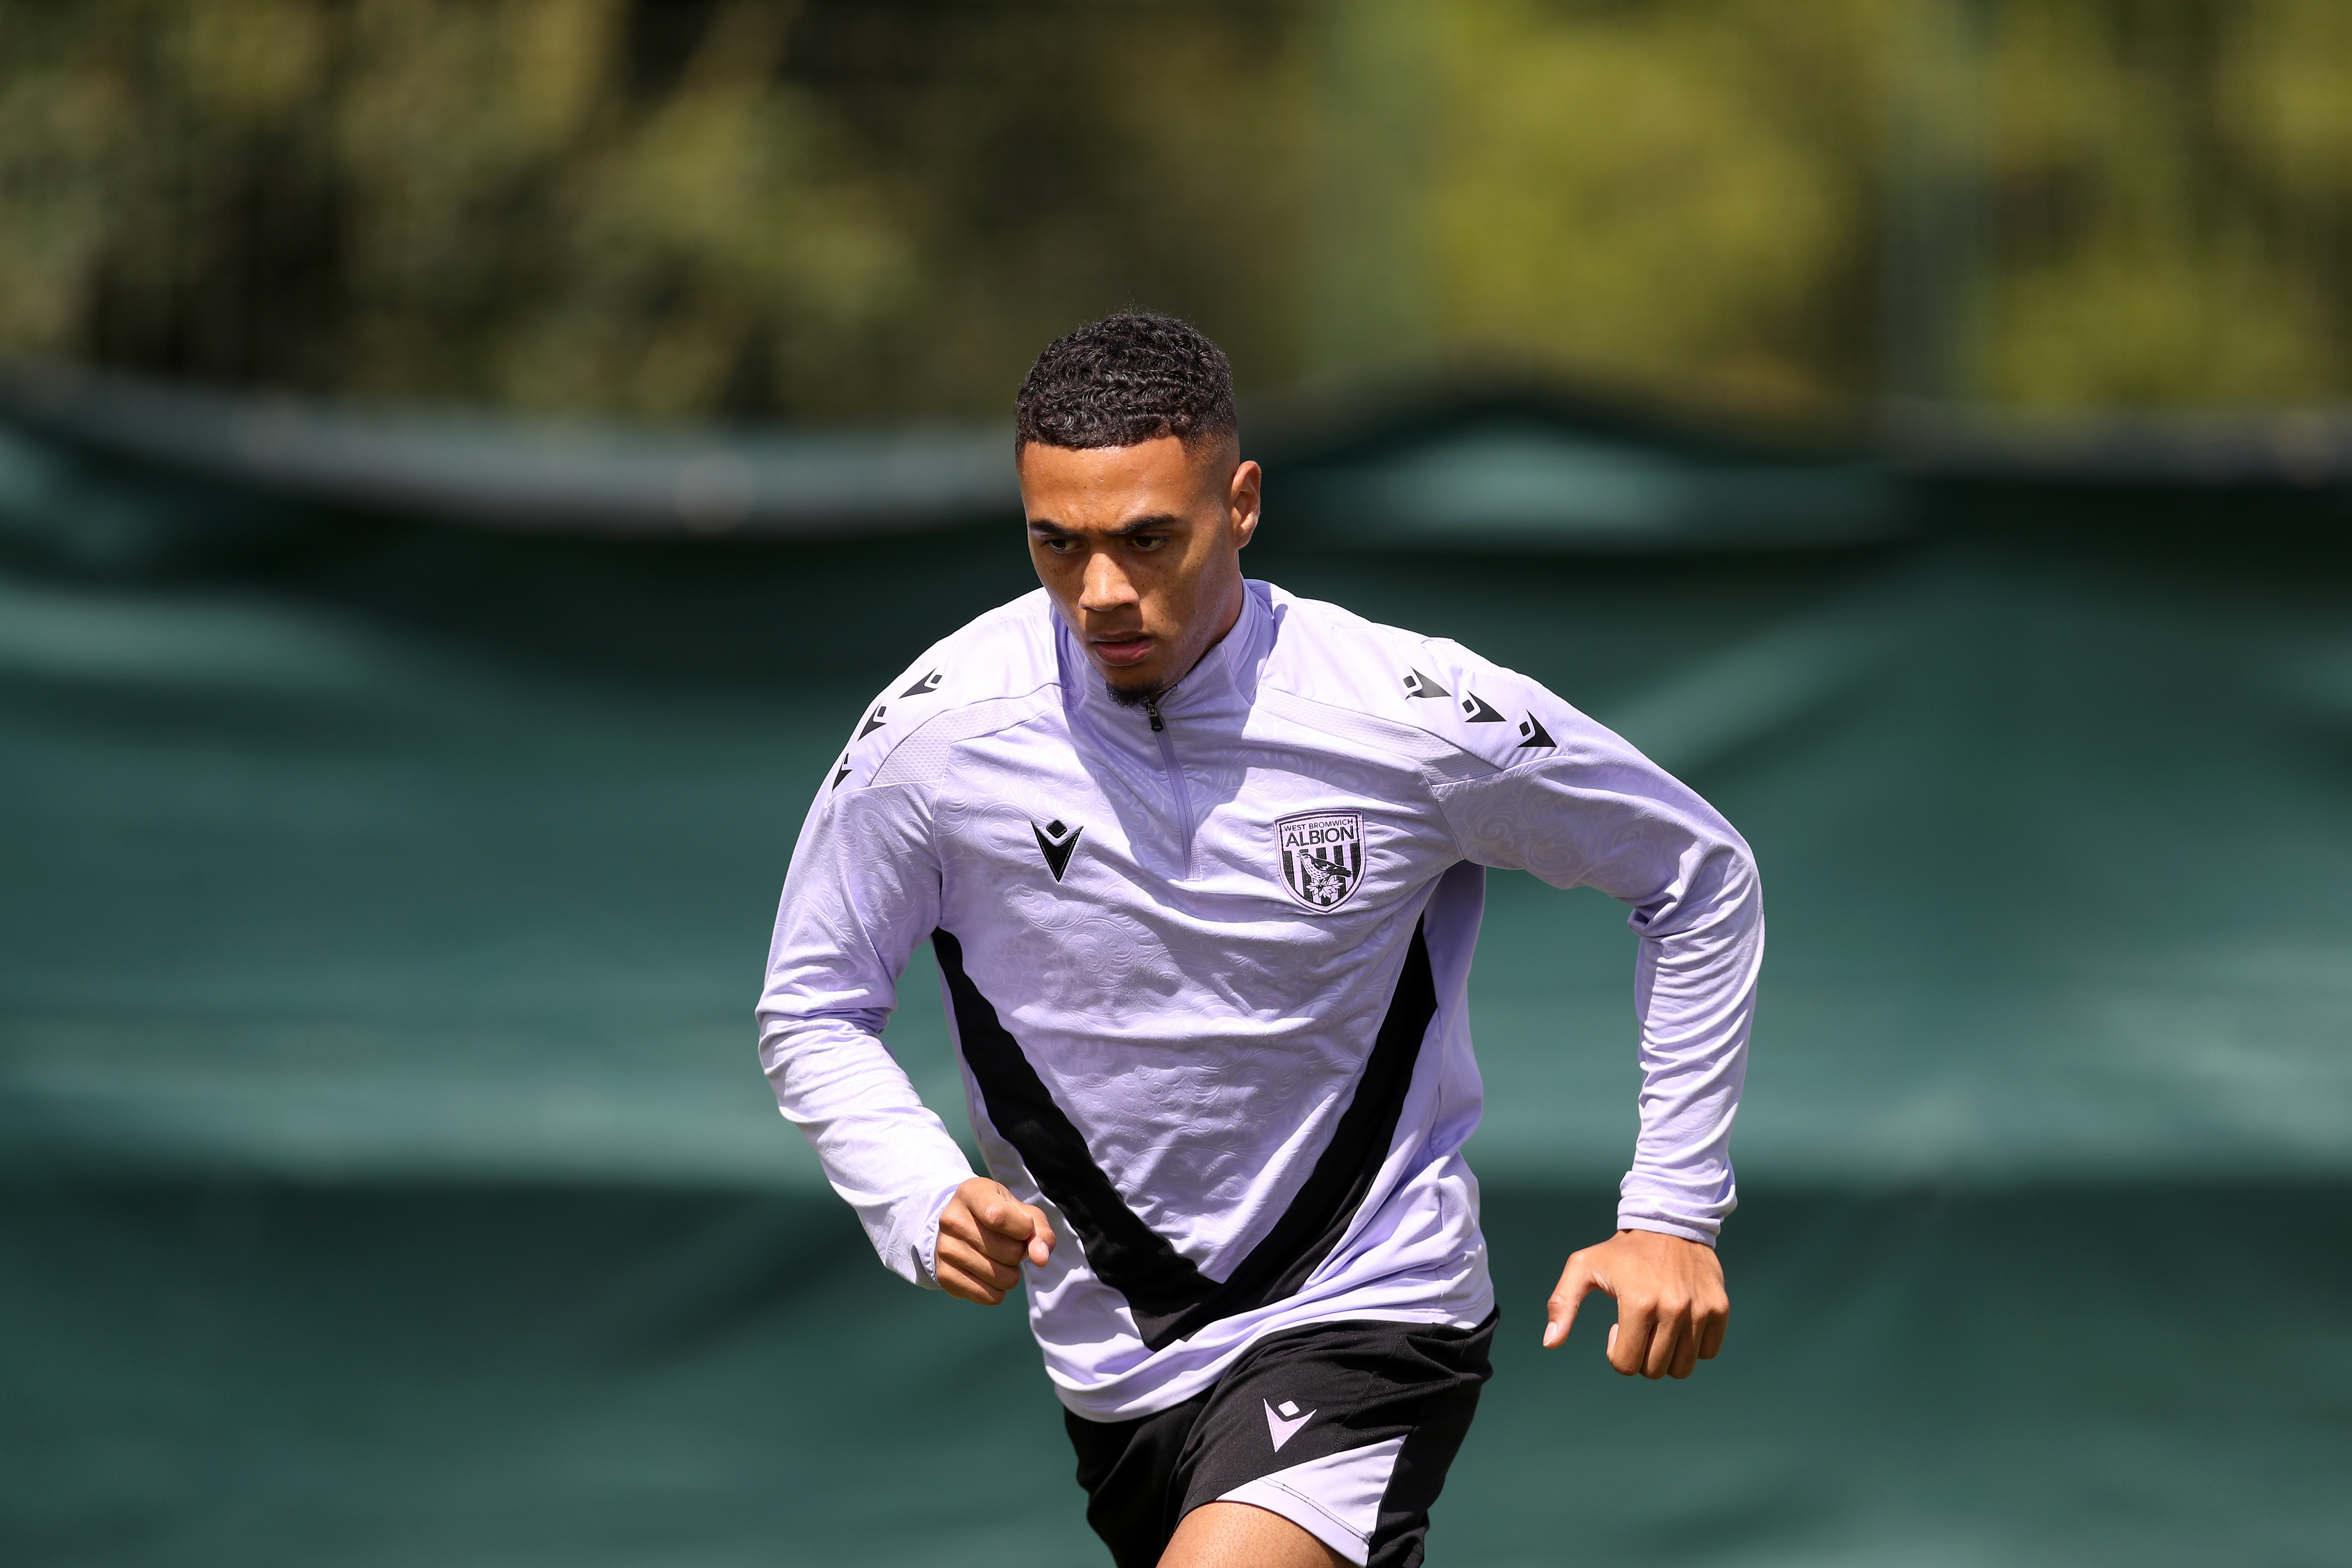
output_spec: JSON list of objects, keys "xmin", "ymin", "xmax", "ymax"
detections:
[
  {"xmin": 1064, "ymin": 1314, "xmax": 1494, "ymax": 1568},
  {"xmin": 1176, "ymin": 1315, "xmax": 1494, "ymax": 1568},
  {"xmin": 1161, "ymin": 1500, "xmax": 1348, "ymax": 1568}
]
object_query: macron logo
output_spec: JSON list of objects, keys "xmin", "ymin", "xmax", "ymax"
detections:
[{"xmin": 1263, "ymin": 1398, "xmax": 1314, "ymax": 1452}]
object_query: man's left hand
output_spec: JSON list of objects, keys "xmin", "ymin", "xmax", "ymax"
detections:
[{"xmin": 1542, "ymin": 1228, "xmax": 1728, "ymax": 1379}]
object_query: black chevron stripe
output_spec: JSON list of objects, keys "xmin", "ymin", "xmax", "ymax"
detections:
[
  {"xmin": 932, "ymin": 921, "xmax": 1439, "ymax": 1350},
  {"xmin": 932, "ymin": 928, "xmax": 1208, "ymax": 1320}
]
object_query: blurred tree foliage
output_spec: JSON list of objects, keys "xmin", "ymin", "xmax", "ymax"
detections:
[
  {"xmin": 1428, "ymin": 0, "xmax": 1886, "ymax": 415},
  {"xmin": 1991, "ymin": 0, "xmax": 2352, "ymax": 406},
  {"xmin": 0, "ymin": 0, "xmax": 1315, "ymax": 420},
  {"xmin": 0, "ymin": 0, "xmax": 2346, "ymax": 420}
]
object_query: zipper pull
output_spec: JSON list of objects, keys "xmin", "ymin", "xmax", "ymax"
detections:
[{"xmin": 1142, "ymin": 696, "xmax": 1165, "ymax": 733}]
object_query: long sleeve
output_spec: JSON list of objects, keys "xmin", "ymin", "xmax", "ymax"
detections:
[
  {"xmin": 1432, "ymin": 698, "xmax": 1761, "ymax": 1244},
  {"xmin": 758, "ymin": 763, "xmax": 977, "ymax": 1286}
]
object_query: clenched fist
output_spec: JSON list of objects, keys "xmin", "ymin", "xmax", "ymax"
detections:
[
  {"xmin": 935, "ymin": 1177, "xmax": 1057, "ymax": 1305},
  {"xmin": 1544, "ymin": 1228, "xmax": 1729, "ymax": 1379}
]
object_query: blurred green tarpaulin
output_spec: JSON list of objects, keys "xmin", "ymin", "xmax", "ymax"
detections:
[{"xmin": 1, "ymin": 376, "xmax": 2348, "ymax": 1566}]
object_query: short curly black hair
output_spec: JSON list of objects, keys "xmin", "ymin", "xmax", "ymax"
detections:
[{"xmin": 1014, "ymin": 311, "xmax": 1236, "ymax": 453}]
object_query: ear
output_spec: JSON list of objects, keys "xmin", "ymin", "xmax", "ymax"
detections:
[{"xmin": 1228, "ymin": 459, "xmax": 1262, "ymax": 550}]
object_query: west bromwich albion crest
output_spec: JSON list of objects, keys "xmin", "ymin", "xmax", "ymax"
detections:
[{"xmin": 1275, "ymin": 812, "xmax": 1365, "ymax": 910}]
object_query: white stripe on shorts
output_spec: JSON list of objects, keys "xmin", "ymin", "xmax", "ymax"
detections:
[{"xmin": 1215, "ymin": 1434, "xmax": 1406, "ymax": 1566}]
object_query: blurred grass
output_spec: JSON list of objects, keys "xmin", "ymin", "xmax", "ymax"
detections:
[{"xmin": 5, "ymin": 1177, "xmax": 2344, "ymax": 1567}]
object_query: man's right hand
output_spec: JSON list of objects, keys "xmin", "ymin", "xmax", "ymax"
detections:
[{"xmin": 935, "ymin": 1177, "xmax": 1057, "ymax": 1305}]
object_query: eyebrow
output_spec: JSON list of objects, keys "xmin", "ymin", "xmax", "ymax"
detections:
[{"xmin": 1028, "ymin": 514, "xmax": 1184, "ymax": 539}]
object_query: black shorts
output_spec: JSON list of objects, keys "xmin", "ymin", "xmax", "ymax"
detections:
[{"xmin": 1064, "ymin": 1313, "xmax": 1496, "ymax": 1568}]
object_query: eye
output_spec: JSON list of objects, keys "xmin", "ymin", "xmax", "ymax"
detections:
[
  {"xmin": 1128, "ymin": 534, "xmax": 1168, "ymax": 552},
  {"xmin": 1038, "ymin": 536, "xmax": 1077, "ymax": 554}
]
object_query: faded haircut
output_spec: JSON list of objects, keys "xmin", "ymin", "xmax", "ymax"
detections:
[{"xmin": 1014, "ymin": 312, "xmax": 1237, "ymax": 453}]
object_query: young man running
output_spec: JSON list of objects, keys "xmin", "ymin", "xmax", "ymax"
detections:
[{"xmin": 760, "ymin": 314, "xmax": 1760, "ymax": 1568}]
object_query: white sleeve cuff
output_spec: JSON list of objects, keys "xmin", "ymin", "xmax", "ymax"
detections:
[
  {"xmin": 1614, "ymin": 1213, "xmax": 1718, "ymax": 1247},
  {"xmin": 900, "ymin": 1173, "xmax": 975, "ymax": 1289}
]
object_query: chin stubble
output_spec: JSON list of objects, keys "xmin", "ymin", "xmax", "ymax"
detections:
[{"xmin": 1103, "ymin": 678, "xmax": 1164, "ymax": 709}]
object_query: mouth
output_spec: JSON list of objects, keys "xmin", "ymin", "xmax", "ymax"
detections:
[{"xmin": 1089, "ymin": 634, "xmax": 1155, "ymax": 669}]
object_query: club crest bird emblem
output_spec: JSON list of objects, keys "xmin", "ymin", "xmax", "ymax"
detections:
[{"xmin": 1274, "ymin": 812, "xmax": 1365, "ymax": 911}]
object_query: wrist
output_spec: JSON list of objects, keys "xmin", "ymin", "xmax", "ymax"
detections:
[{"xmin": 1615, "ymin": 1219, "xmax": 1716, "ymax": 1248}]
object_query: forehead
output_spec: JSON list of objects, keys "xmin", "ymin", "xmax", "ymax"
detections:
[{"xmin": 1017, "ymin": 436, "xmax": 1223, "ymax": 529}]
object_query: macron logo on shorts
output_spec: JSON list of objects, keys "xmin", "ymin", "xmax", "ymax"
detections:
[{"xmin": 1263, "ymin": 1398, "xmax": 1314, "ymax": 1452}]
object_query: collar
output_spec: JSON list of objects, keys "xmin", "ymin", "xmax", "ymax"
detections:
[{"xmin": 1058, "ymin": 578, "xmax": 1271, "ymax": 726}]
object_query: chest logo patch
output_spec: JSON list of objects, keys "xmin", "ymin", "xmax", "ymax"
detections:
[
  {"xmin": 1275, "ymin": 812, "xmax": 1365, "ymax": 911},
  {"xmin": 1032, "ymin": 818, "xmax": 1083, "ymax": 882}
]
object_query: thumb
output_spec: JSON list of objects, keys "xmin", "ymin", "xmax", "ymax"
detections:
[
  {"xmin": 1024, "ymin": 1204, "xmax": 1057, "ymax": 1267},
  {"xmin": 1544, "ymin": 1254, "xmax": 1605, "ymax": 1349}
]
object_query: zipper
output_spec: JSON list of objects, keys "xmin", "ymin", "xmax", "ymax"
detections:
[{"xmin": 1139, "ymin": 694, "xmax": 1197, "ymax": 872}]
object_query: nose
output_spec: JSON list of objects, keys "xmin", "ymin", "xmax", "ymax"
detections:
[{"xmin": 1078, "ymin": 548, "xmax": 1139, "ymax": 615}]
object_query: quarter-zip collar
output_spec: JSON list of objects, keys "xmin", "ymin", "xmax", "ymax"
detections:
[
  {"xmin": 1063, "ymin": 576, "xmax": 1270, "ymax": 738},
  {"xmin": 1055, "ymin": 581, "xmax": 1274, "ymax": 881},
  {"xmin": 1058, "ymin": 578, "xmax": 1272, "ymax": 737}
]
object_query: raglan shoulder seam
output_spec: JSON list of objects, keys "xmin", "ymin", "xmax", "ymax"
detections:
[
  {"xmin": 823, "ymin": 589, "xmax": 1061, "ymax": 793},
  {"xmin": 1254, "ymin": 591, "xmax": 1519, "ymax": 781},
  {"xmin": 861, "ymin": 681, "xmax": 1063, "ymax": 791},
  {"xmin": 873, "ymin": 677, "xmax": 1061, "ymax": 760},
  {"xmin": 1255, "ymin": 589, "xmax": 1605, "ymax": 800},
  {"xmin": 1254, "ymin": 680, "xmax": 1504, "ymax": 786}
]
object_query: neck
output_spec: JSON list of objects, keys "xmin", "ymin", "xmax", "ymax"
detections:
[{"xmin": 1157, "ymin": 572, "xmax": 1247, "ymax": 699}]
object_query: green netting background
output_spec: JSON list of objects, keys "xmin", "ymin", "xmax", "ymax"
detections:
[{"xmin": 3, "ymin": 466, "xmax": 2349, "ymax": 1565}]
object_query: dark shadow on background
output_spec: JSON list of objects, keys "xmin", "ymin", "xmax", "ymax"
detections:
[{"xmin": 3, "ymin": 1177, "xmax": 2344, "ymax": 1568}]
